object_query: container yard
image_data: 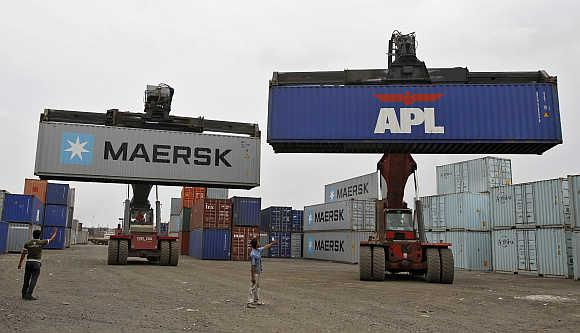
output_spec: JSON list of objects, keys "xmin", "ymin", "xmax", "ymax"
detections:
[{"xmin": 2, "ymin": 2, "xmax": 580, "ymax": 332}]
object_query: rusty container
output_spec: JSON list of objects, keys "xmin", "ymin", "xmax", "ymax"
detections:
[
  {"xmin": 24, "ymin": 179, "xmax": 48, "ymax": 203},
  {"xmin": 191, "ymin": 199, "xmax": 232, "ymax": 230},
  {"xmin": 231, "ymin": 226, "xmax": 260, "ymax": 261}
]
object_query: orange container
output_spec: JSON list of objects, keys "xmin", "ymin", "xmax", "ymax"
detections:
[
  {"xmin": 24, "ymin": 179, "xmax": 48, "ymax": 203},
  {"xmin": 180, "ymin": 231, "xmax": 190, "ymax": 255},
  {"xmin": 182, "ymin": 187, "xmax": 206, "ymax": 208}
]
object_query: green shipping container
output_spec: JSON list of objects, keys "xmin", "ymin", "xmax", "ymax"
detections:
[{"xmin": 181, "ymin": 208, "xmax": 191, "ymax": 231}]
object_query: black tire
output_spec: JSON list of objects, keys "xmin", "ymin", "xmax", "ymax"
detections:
[
  {"xmin": 169, "ymin": 241, "xmax": 179, "ymax": 266},
  {"xmin": 425, "ymin": 248, "xmax": 441, "ymax": 283},
  {"xmin": 371, "ymin": 246, "xmax": 385, "ymax": 281},
  {"xmin": 439, "ymin": 248, "xmax": 454, "ymax": 284},
  {"xmin": 107, "ymin": 239, "xmax": 118, "ymax": 265},
  {"xmin": 159, "ymin": 241, "xmax": 170, "ymax": 266},
  {"xmin": 118, "ymin": 240, "xmax": 129, "ymax": 265},
  {"xmin": 359, "ymin": 246, "xmax": 372, "ymax": 281}
]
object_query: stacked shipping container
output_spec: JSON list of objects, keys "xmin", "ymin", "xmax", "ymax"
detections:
[
  {"xmin": 231, "ymin": 197, "xmax": 260, "ymax": 261},
  {"xmin": 42, "ymin": 182, "xmax": 71, "ymax": 249},
  {"xmin": 0, "ymin": 190, "xmax": 10, "ymax": 253},
  {"xmin": 569, "ymin": 175, "xmax": 580, "ymax": 280},
  {"xmin": 290, "ymin": 210, "xmax": 303, "ymax": 258},
  {"xmin": 2, "ymin": 190, "xmax": 43, "ymax": 253},
  {"xmin": 180, "ymin": 187, "xmax": 204, "ymax": 255},
  {"xmin": 190, "ymin": 198, "xmax": 232, "ymax": 260},
  {"xmin": 260, "ymin": 207, "xmax": 292, "ymax": 258}
]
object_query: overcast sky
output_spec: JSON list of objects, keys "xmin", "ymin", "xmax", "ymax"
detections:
[{"xmin": 1, "ymin": 1, "xmax": 579, "ymax": 228}]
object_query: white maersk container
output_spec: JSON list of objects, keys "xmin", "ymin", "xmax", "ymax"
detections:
[
  {"xmin": 490, "ymin": 178, "xmax": 571, "ymax": 228},
  {"xmin": 303, "ymin": 231, "xmax": 373, "ymax": 264},
  {"xmin": 303, "ymin": 199, "xmax": 375, "ymax": 232},
  {"xmin": 436, "ymin": 157, "xmax": 512, "ymax": 195},
  {"xmin": 446, "ymin": 230, "xmax": 492, "ymax": 271},
  {"xmin": 324, "ymin": 172, "xmax": 379, "ymax": 203},
  {"xmin": 420, "ymin": 192, "xmax": 490, "ymax": 230}
]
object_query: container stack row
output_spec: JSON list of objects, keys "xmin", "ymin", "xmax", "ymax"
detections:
[
  {"xmin": 569, "ymin": 175, "xmax": 580, "ymax": 280},
  {"xmin": 179, "ymin": 186, "xmax": 205, "ymax": 255},
  {"xmin": 260, "ymin": 206, "xmax": 292, "ymax": 258},
  {"xmin": 302, "ymin": 172, "xmax": 378, "ymax": 264}
]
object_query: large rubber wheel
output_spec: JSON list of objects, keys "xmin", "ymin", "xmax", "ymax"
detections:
[
  {"xmin": 425, "ymin": 248, "xmax": 441, "ymax": 283},
  {"xmin": 107, "ymin": 239, "xmax": 118, "ymax": 265},
  {"xmin": 159, "ymin": 241, "xmax": 170, "ymax": 266},
  {"xmin": 371, "ymin": 246, "xmax": 386, "ymax": 281},
  {"xmin": 359, "ymin": 246, "xmax": 372, "ymax": 281},
  {"xmin": 118, "ymin": 240, "xmax": 129, "ymax": 265},
  {"xmin": 439, "ymin": 248, "xmax": 454, "ymax": 284},
  {"xmin": 169, "ymin": 241, "xmax": 179, "ymax": 266}
]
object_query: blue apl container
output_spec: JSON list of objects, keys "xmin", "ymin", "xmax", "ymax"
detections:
[
  {"xmin": 0, "ymin": 222, "xmax": 8, "ymax": 253},
  {"xmin": 41, "ymin": 226, "xmax": 66, "ymax": 250},
  {"xmin": 231, "ymin": 197, "xmax": 261, "ymax": 227},
  {"xmin": 189, "ymin": 228, "xmax": 231, "ymax": 260},
  {"xmin": 291, "ymin": 210, "xmax": 303, "ymax": 232},
  {"xmin": 260, "ymin": 207, "xmax": 291, "ymax": 232},
  {"xmin": 43, "ymin": 204, "xmax": 68, "ymax": 227},
  {"xmin": 268, "ymin": 83, "xmax": 562, "ymax": 154},
  {"xmin": 268, "ymin": 232, "xmax": 291, "ymax": 258},
  {"xmin": 2, "ymin": 194, "xmax": 44, "ymax": 225},
  {"xmin": 46, "ymin": 183, "xmax": 69, "ymax": 206}
]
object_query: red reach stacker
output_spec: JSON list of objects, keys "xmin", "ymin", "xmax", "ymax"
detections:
[{"xmin": 359, "ymin": 154, "xmax": 454, "ymax": 283}]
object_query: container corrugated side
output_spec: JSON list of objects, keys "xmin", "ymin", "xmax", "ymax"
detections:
[
  {"xmin": 291, "ymin": 233, "xmax": 302, "ymax": 258},
  {"xmin": 291, "ymin": 210, "xmax": 303, "ymax": 232},
  {"xmin": 0, "ymin": 191, "xmax": 8, "ymax": 222},
  {"xmin": 46, "ymin": 183, "xmax": 69, "ymax": 206},
  {"xmin": 532, "ymin": 179, "xmax": 570, "ymax": 226},
  {"xmin": 324, "ymin": 172, "xmax": 379, "ymax": 203},
  {"xmin": 573, "ymin": 230, "xmax": 580, "ymax": 280},
  {"xmin": 181, "ymin": 208, "xmax": 191, "ymax": 230},
  {"xmin": 24, "ymin": 179, "xmax": 47, "ymax": 203},
  {"xmin": 269, "ymin": 231, "xmax": 291, "ymax": 258},
  {"xmin": 492, "ymin": 229, "xmax": 518, "ymax": 273},
  {"xmin": 569, "ymin": 175, "xmax": 580, "ymax": 229},
  {"xmin": 303, "ymin": 199, "xmax": 376, "ymax": 231},
  {"xmin": 67, "ymin": 188, "xmax": 75, "ymax": 208},
  {"xmin": 437, "ymin": 157, "xmax": 512, "ymax": 195},
  {"xmin": 191, "ymin": 199, "xmax": 232, "ymax": 230},
  {"xmin": 170, "ymin": 198, "xmax": 182, "ymax": 215},
  {"xmin": 267, "ymin": 83, "xmax": 561, "ymax": 154},
  {"xmin": 6, "ymin": 224, "xmax": 40, "ymax": 252},
  {"xmin": 0, "ymin": 222, "xmax": 8, "ymax": 253},
  {"xmin": 259, "ymin": 233, "xmax": 270, "ymax": 257},
  {"xmin": 206, "ymin": 188, "xmax": 229, "ymax": 200},
  {"xmin": 42, "ymin": 226, "xmax": 66, "ymax": 250},
  {"xmin": 180, "ymin": 231, "xmax": 189, "ymax": 255},
  {"xmin": 231, "ymin": 197, "xmax": 261, "ymax": 227},
  {"xmin": 2, "ymin": 194, "xmax": 43, "ymax": 225},
  {"xmin": 189, "ymin": 228, "xmax": 231, "ymax": 260},
  {"xmin": 447, "ymin": 231, "xmax": 492, "ymax": 271},
  {"xmin": 535, "ymin": 228, "xmax": 572, "ymax": 277},
  {"xmin": 425, "ymin": 231, "xmax": 447, "ymax": 243},
  {"xmin": 169, "ymin": 215, "xmax": 181, "ymax": 233},
  {"xmin": 231, "ymin": 226, "xmax": 259, "ymax": 261},
  {"xmin": 303, "ymin": 231, "xmax": 373, "ymax": 264},
  {"xmin": 43, "ymin": 204, "xmax": 68, "ymax": 227},
  {"xmin": 420, "ymin": 193, "xmax": 489, "ymax": 230},
  {"xmin": 260, "ymin": 207, "xmax": 291, "ymax": 232},
  {"xmin": 35, "ymin": 122, "xmax": 260, "ymax": 189}
]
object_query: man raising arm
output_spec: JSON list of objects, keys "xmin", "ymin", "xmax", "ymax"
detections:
[
  {"xmin": 18, "ymin": 228, "xmax": 58, "ymax": 300},
  {"xmin": 247, "ymin": 237, "xmax": 277, "ymax": 308}
]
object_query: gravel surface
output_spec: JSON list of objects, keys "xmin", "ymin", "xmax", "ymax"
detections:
[{"xmin": 0, "ymin": 245, "xmax": 578, "ymax": 332}]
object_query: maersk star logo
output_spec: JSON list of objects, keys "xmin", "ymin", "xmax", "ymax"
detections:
[
  {"xmin": 328, "ymin": 188, "xmax": 336, "ymax": 201},
  {"xmin": 308, "ymin": 212, "xmax": 313, "ymax": 225},
  {"xmin": 307, "ymin": 237, "xmax": 314, "ymax": 254},
  {"xmin": 60, "ymin": 132, "xmax": 94, "ymax": 165}
]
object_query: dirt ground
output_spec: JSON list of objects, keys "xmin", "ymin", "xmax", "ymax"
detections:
[{"xmin": 0, "ymin": 245, "xmax": 578, "ymax": 333}]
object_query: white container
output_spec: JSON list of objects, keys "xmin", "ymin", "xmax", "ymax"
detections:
[
  {"xmin": 291, "ymin": 233, "xmax": 302, "ymax": 258},
  {"xmin": 169, "ymin": 215, "xmax": 181, "ymax": 233},
  {"xmin": 447, "ymin": 230, "xmax": 492, "ymax": 271},
  {"xmin": 6, "ymin": 223, "xmax": 41, "ymax": 253},
  {"xmin": 436, "ymin": 157, "xmax": 512, "ymax": 195},
  {"xmin": 324, "ymin": 172, "xmax": 379, "ymax": 203},
  {"xmin": 491, "ymin": 178, "xmax": 571, "ymax": 228},
  {"xmin": 420, "ymin": 192, "xmax": 490, "ymax": 230},
  {"xmin": 492, "ymin": 229, "xmax": 519, "ymax": 273},
  {"xmin": 304, "ymin": 199, "xmax": 375, "ymax": 231},
  {"xmin": 535, "ymin": 228, "xmax": 573, "ymax": 277},
  {"xmin": 303, "ymin": 231, "xmax": 373, "ymax": 264},
  {"xmin": 170, "ymin": 198, "xmax": 182, "ymax": 215},
  {"xmin": 568, "ymin": 175, "xmax": 580, "ymax": 228},
  {"xmin": 573, "ymin": 230, "xmax": 580, "ymax": 280},
  {"xmin": 206, "ymin": 188, "xmax": 229, "ymax": 200},
  {"xmin": 425, "ymin": 231, "xmax": 447, "ymax": 243},
  {"xmin": 67, "ymin": 188, "xmax": 75, "ymax": 208}
]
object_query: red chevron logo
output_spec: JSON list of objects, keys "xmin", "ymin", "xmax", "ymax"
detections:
[{"xmin": 374, "ymin": 92, "xmax": 444, "ymax": 106}]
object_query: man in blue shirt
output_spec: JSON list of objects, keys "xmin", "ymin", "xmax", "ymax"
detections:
[{"xmin": 247, "ymin": 237, "xmax": 276, "ymax": 308}]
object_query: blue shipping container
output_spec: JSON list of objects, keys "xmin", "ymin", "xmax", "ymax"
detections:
[
  {"xmin": 261, "ymin": 207, "xmax": 291, "ymax": 232},
  {"xmin": 2, "ymin": 194, "xmax": 43, "ymax": 225},
  {"xmin": 0, "ymin": 222, "xmax": 8, "ymax": 253},
  {"xmin": 189, "ymin": 228, "xmax": 231, "ymax": 260},
  {"xmin": 291, "ymin": 210, "xmax": 303, "ymax": 232},
  {"xmin": 46, "ymin": 183, "xmax": 69, "ymax": 205},
  {"xmin": 268, "ymin": 232, "xmax": 291, "ymax": 258},
  {"xmin": 44, "ymin": 204, "xmax": 68, "ymax": 227},
  {"xmin": 267, "ymin": 84, "xmax": 561, "ymax": 154},
  {"xmin": 232, "ymin": 197, "xmax": 261, "ymax": 226},
  {"xmin": 41, "ymin": 226, "xmax": 66, "ymax": 249}
]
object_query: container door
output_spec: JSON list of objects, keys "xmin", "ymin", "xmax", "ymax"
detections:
[
  {"xmin": 565, "ymin": 231, "xmax": 573, "ymax": 277},
  {"xmin": 562, "ymin": 180, "xmax": 571, "ymax": 226},
  {"xmin": 461, "ymin": 163, "xmax": 469, "ymax": 193},
  {"xmin": 527, "ymin": 230, "xmax": 537, "ymax": 272},
  {"xmin": 454, "ymin": 165, "xmax": 462, "ymax": 193},
  {"xmin": 438, "ymin": 197, "xmax": 446, "ymax": 229},
  {"xmin": 517, "ymin": 230, "xmax": 527, "ymax": 271},
  {"xmin": 515, "ymin": 185, "xmax": 525, "ymax": 225},
  {"xmin": 524, "ymin": 184, "xmax": 535, "ymax": 225}
]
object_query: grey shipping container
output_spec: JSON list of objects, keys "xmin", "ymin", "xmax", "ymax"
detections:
[
  {"xmin": 535, "ymin": 228, "xmax": 573, "ymax": 277},
  {"xmin": 206, "ymin": 188, "xmax": 229, "ymax": 200},
  {"xmin": 170, "ymin": 198, "xmax": 182, "ymax": 216},
  {"xmin": 65, "ymin": 228, "xmax": 71, "ymax": 248},
  {"xmin": 420, "ymin": 192, "xmax": 490, "ymax": 230},
  {"xmin": 169, "ymin": 215, "xmax": 181, "ymax": 233},
  {"xmin": 67, "ymin": 188, "xmax": 75, "ymax": 208},
  {"xmin": 436, "ymin": 157, "xmax": 512, "ymax": 195},
  {"xmin": 0, "ymin": 190, "xmax": 8, "ymax": 221},
  {"xmin": 303, "ymin": 199, "xmax": 375, "ymax": 232},
  {"xmin": 6, "ymin": 223, "xmax": 41, "ymax": 253},
  {"xmin": 324, "ymin": 172, "xmax": 379, "ymax": 203},
  {"xmin": 291, "ymin": 233, "xmax": 302, "ymax": 258},
  {"xmin": 259, "ymin": 232, "xmax": 270, "ymax": 257},
  {"xmin": 425, "ymin": 231, "xmax": 447, "ymax": 243},
  {"xmin": 573, "ymin": 230, "xmax": 580, "ymax": 280},
  {"xmin": 34, "ymin": 122, "xmax": 260, "ymax": 189},
  {"xmin": 303, "ymin": 231, "xmax": 373, "ymax": 264},
  {"xmin": 447, "ymin": 230, "xmax": 492, "ymax": 271},
  {"xmin": 569, "ymin": 175, "xmax": 580, "ymax": 228},
  {"xmin": 491, "ymin": 178, "xmax": 570, "ymax": 228}
]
